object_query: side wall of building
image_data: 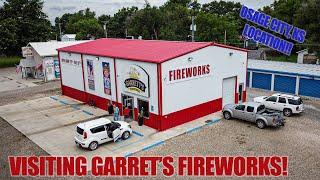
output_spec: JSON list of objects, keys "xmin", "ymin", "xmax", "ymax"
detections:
[
  {"xmin": 160, "ymin": 45, "xmax": 247, "ymax": 130},
  {"xmin": 59, "ymin": 52, "xmax": 87, "ymax": 102}
]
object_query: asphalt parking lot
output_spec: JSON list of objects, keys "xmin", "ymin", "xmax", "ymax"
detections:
[{"xmin": 0, "ymin": 86, "xmax": 320, "ymax": 179}]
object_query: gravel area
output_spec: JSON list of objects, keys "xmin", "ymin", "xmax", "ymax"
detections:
[
  {"xmin": 135, "ymin": 88, "xmax": 320, "ymax": 179},
  {"xmin": 0, "ymin": 87, "xmax": 320, "ymax": 179}
]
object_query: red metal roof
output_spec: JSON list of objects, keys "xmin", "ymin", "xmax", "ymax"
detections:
[{"xmin": 58, "ymin": 38, "xmax": 247, "ymax": 63}]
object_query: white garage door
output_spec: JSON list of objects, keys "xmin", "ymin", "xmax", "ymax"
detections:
[{"xmin": 222, "ymin": 77, "xmax": 236, "ymax": 106}]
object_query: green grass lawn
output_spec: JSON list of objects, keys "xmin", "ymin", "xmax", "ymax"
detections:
[
  {"xmin": 267, "ymin": 54, "xmax": 298, "ymax": 63},
  {"xmin": 0, "ymin": 56, "xmax": 21, "ymax": 68}
]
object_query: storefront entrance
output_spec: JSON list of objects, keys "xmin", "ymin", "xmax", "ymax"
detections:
[{"xmin": 121, "ymin": 94, "xmax": 134, "ymax": 121}]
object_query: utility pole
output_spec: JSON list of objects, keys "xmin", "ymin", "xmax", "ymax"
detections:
[
  {"xmin": 58, "ymin": 23, "xmax": 62, "ymax": 41},
  {"xmin": 188, "ymin": 1, "xmax": 196, "ymax": 42},
  {"xmin": 103, "ymin": 21, "xmax": 108, "ymax": 38},
  {"xmin": 224, "ymin": 30, "xmax": 227, "ymax": 44},
  {"xmin": 191, "ymin": 16, "xmax": 195, "ymax": 42}
]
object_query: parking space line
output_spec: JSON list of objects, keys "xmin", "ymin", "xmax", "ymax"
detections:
[
  {"xmin": 82, "ymin": 110, "xmax": 94, "ymax": 116},
  {"xmin": 50, "ymin": 96, "xmax": 58, "ymax": 101},
  {"xmin": 50, "ymin": 96, "xmax": 95, "ymax": 116},
  {"xmin": 124, "ymin": 152, "xmax": 134, "ymax": 158},
  {"xmin": 142, "ymin": 141, "xmax": 164, "ymax": 151},
  {"xmin": 132, "ymin": 131, "xmax": 144, "ymax": 137}
]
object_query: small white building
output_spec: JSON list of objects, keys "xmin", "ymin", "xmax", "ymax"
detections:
[
  {"xmin": 61, "ymin": 34, "xmax": 76, "ymax": 42},
  {"xmin": 22, "ymin": 41, "xmax": 88, "ymax": 81},
  {"xmin": 58, "ymin": 38, "xmax": 248, "ymax": 131}
]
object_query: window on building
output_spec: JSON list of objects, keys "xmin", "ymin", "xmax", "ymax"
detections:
[
  {"xmin": 138, "ymin": 99, "xmax": 149, "ymax": 118},
  {"xmin": 247, "ymin": 106, "xmax": 254, "ymax": 112},
  {"xmin": 266, "ymin": 96, "xmax": 277, "ymax": 102},
  {"xmin": 235, "ymin": 105, "xmax": 245, "ymax": 111},
  {"xmin": 278, "ymin": 97, "xmax": 287, "ymax": 104}
]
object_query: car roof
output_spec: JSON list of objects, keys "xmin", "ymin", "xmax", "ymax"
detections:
[
  {"xmin": 242, "ymin": 102, "xmax": 262, "ymax": 107},
  {"xmin": 78, "ymin": 117, "xmax": 111, "ymax": 129},
  {"xmin": 272, "ymin": 93, "xmax": 300, "ymax": 100}
]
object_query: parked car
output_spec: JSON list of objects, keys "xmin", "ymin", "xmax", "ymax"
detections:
[
  {"xmin": 222, "ymin": 102, "xmax": 285, "ymax": 129},
  {"xmin": 254, "ymin": 93, "xmax": 304, "ymax": 117},
  {"xmin": 74, "ymin": 118, "xmax": 132, "ymax": 150}
]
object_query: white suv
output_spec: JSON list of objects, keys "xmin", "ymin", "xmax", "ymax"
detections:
[
  {"xmin": 254, "ymin": 93, "xmax": 304, "ymax": 117},
  {"xmin": 74, "ymin": 118, "xmax": 132, "ymax": 150}
]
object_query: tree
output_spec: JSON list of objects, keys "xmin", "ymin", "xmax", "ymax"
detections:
[
  {"xmin": 0, "ymin": 0, "xmax": 52, "ymax": 55},
  {"xmin": 158, "ymin": 0, "xmax": 191, "ymax": 40},
  {"xmin": 196, "ymin": 12, "xmax": 239, "ymax": 43},
  {"xmin": 73, "ymin": 19, "xmax": 104, "ymax": 40},
  {"xmin": 106, "ymin": 7, "xmax": 138, "ymax": 38},
  {"xmin": 127, "ymin": 5, "xmax": 163, "ymax": 39},
  {"xmin": 202, "ymin": 0, "xmax": 242, "ymax": 16},
  {"xmin": 54, "ymin": 8, "xmax": 104, "ymax": 40},
  {"xmin": 294, "ymin": 0, "xmax": 320, "ymax": 52},
  {"xmin": 202, "ymin": 1, "xmax": 244, "ymax": 36}
]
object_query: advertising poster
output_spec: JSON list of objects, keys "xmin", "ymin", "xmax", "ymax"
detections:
[
  {"xmin": 54, "ymin": 59, "xmax": 60, "ymax": 78},
  {"xmin": 87, "ymin": 60, "xmax": 95, "ymax": 90},
  {"xmin": 102, "ymin": 62, "xmax": 111, "ymax": 95}
]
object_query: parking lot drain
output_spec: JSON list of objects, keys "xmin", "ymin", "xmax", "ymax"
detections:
[
  {"xmin": 205, "ymin": 120, "xmax": 213, "ymax": 123},
  {"xmin": 206, "ymin": 118, "xmax": 221, "ymax": 125},
  {"xmin": 132, "ymin": 131, "xmax": 144, "ymax": 137},
  {"xmin": 142, "ymin": 141, "xmax": 164, "ymax": 151}
]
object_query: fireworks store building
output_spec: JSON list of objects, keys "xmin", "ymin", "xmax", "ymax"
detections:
[{"xmin": 58, "ymin": 38, "xmax": 248, "ymax": 131}]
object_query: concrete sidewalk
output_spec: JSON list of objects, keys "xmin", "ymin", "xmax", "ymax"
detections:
[
  {"xmin": 0, "ymin": 95, "xmax": 222, "ymax": 171},
  {"xmin": 0, "ymin": 67, "xmax": 42, "ymax": 92}
]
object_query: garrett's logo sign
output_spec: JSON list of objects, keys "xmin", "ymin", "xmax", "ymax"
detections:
[
  {"xmin": 123, "ymin": 65, "xmax": 149, "ymax": 97},
  {"xmin": 124, "ymin": 78, "xmax": 146, "ymax": 93}
]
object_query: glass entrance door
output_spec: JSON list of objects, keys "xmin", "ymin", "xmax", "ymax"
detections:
[{"xmin": 121, "ymin": 94, "xmax": 134, "ymax": 120}]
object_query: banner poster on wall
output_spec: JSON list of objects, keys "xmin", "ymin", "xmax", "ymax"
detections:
[
  {"xmin": 54, "ymin": 59, "xmax": 60, "ymax": 78},
  {"xmin": 102, "ymin": 62, "xmax": 111, "ymax": 95},
  {"xmin": 87, "ymin": 60, "xmax": 95, "ymax": 90}
]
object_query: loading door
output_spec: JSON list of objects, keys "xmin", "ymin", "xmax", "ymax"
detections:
[
  {"xmin": 274, "ymin": 75, "xmax": 296, "ymax": 94},
  {"xmin": 299, "ymin": 78, "xmax": 320, "ymax": 98},
  {"xmin": 252, "ymin": 72, "xmax": 272, "ymax": 90},
  {"xmin": 222, "ymin": 77, "xmax": 236, "ymax": 107}
]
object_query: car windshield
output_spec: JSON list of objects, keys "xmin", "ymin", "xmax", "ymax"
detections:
[
  {"xmin": 288, "ymin": 98, "xmax": 303, "ymax": 105},
  {"xmin": 257, "ymin": 105, "xmax": 265, "ymax": 113}
]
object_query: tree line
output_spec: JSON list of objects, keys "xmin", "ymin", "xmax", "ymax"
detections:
[{"xmin": 1, "ymin": 0, "xmax": 319, "ymax": 56}]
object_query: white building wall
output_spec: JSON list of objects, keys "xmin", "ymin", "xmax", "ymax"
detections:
[
  {"xmin": 116, "ymin": 59, "xmax": 159, "ymax": 115},
  {"xmin": 59, "ymin": 52, "xmax": 84, "ymax": 91},
  {"xmin": 161, "ymin": 46, "xmax": 247, "ymax": 115},
  {"xmin": 82, "ymin": 55, "xmax": 116, "ymax": 101}
]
